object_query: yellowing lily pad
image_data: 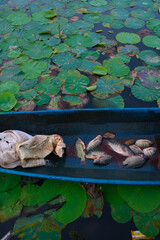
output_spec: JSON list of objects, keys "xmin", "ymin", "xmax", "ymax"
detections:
[
  {"xmin": 93, "ymin": 66, "xmax": 107, "ymax": 75},
  {"xmin": 117, "ymin": 45, "xmax": 139, "ymax": 56},
  {"xmin": 44, "ymin": 10, "xmax": 56, "ymax": 19}
]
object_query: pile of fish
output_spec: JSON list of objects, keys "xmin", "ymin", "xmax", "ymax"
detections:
[{"xmin": 74, "ymin": 132, "xmax": 157, "ymax": 168}]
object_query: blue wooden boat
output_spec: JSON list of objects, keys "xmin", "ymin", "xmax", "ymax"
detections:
[{"xmin": 0, "ymin": 108, "xmax": 160, "ymax": 185}]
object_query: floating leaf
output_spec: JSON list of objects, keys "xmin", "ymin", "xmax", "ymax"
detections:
[
  {"xmin": 7, "ymin": 12, "xmax": 31, "ymax": 25},
  {"xmin": 20, "ymin": 184, "xmax": 41, "ymax": 207},
  {"xmin": 22, "ymin": 89, "xmax": 38, "ymax": 100},
  {"xmin": 136, "ymin": 0, "xmax": 154, "ymax": 8},
  {"xmin": 93, "ymin": 95, "xmax": 125, "ymax": 108},
  {"xmin": 103, "ymin": 58, "xmax": 130, "ymax": 77},
  {"xmin": 109, "ymin": 0, "xmax": 131, "ymax": 8},
  {"xmin": 86, "ymin": 85, "xmax": 97, "ymax": 91},
  {"xmin": 80, "ymin": 50, "xmax": 99, "ymax": 60},
  {"xmin": 146, "ymin": 19, "xmax": 160, "ymax": 30},
  {"xmin": 117, "ymin": 45, "xmax": 139, "ymax": 56},
  {"xmin": 65, "ymin": 34, "xmax": 92, "ymax": 48},
  {"xmin": 35, "ymin": 78, "xmax": 60, "ymax": 95},
  {"xmin": 124, "ymin": 17, "xmax": 145, "ymax": 29},
  {"xmin": 111, "ymin": 9, "xmax": 129, "ymax": 20},
  {"xmin": 44, "ymin": 10, "xmax": 56, "ymax": 19},
  {"xmin": 13, "ymin": 54, "xmax": 29, "ymax": 65},
  {"xmin": 0, "ymin": 173, "xmax": 21, "ymax": 192},
  {"xmin": 93, "ymin": 66, "xmax": 107, "ymax": 75},
  {"xmin": 34, "ymin": 94, "xmax": 50, "ymax": 105},
  {"xmin": 131, "ymin": 9, "xmax": 155, "ymax": 20},
  {"xmin": 111, "ymin": 202, "xmax": 132, "ymax": 223},
  {"xmin": 139, "ymin": 50, "xmax": 160, "ymax": 66},
  {"xmin": 79, "ymin": 59, "xmax": 101, "ymax": 73},
  {"xmin": 20, "ymin": 78, "xmax": 38, "ymax": 91},
  {"xmin": 102, "ymin": 185, "xmax": 125, "ymax": 205},
  {"xmin": 52, "ymin": 52, "xmax": 82, "ymax": 70},
  {"xmin": 82, "ymin": 196, "xmax": 103, "ymax": 218},
  {"xmin": 116, "ymin": 32, "xmax": 141, "ymax": 44},
  {"xmin": 142, "ymin": 35, "xmax": 160, "ymax": 50},
  {"xmin": 45, "ymin": 37, "xmax": 60, "ymax": 47},
  {"xmin": 137, "ymin": 68, "xmax": 160, "ymax": 90},
  {"xmin": 7, "ymin": 50, "xmax": 21, "ymax": 58},
  {"xmin": 23, "ymin": 42, "xmax": 53, "ymax": 60},
  {"xmin": 0, "ymin": 92, "xmax": 17, "ymax": 111},
  {"xmin": 117, "ymin": 185, "xmax": 160, "ymax": 213},
  {"xmin": 53, "ymin": 43, "xmax": 69, "ymax": 53},
  {"xmin": 0, "ymin": 81, "xmax": 19, "ymax": 95},
  {"xmin": 91, "ymin": 76, "xmax": 124, "ymax": 99},
  {"xmin": 64, "ymin": 70, "xmax": 89, "ymax": 94},
  {"xmin": 21, "ymin": 60, "xmax": 48, "ymax": 79},
  {"xmin": 0, "ymin": 20, "xmax": 14, "ymax": 34},
  {"xmin": 84, "ymin": 31, "xmax": 103, "ymax": 47},
  {"xmin": 115, "ymin": 53, "xmax": 131, "ymax": 64},
  {"xmin": 62, "ymin": 95, "xmax": 83, "ymax": 106},
  {"xmin": 32, "ymin": 11, "xmax": 52, "ymax": 22},
  {"xmin": 90, "ymin": 0, "xmax": 107, "ymax": 7},
  {"xmin": 110, "ymin": 20, "xmax": 124, "ymax": 29},
  {"xmin": 153, "ymin": 25, "xmax": 160, "ymax": 37}
]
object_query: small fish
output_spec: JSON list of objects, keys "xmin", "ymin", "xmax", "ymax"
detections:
[
  {"xmin": 129, "ymin": 144, "xmax": 143, "ymax": 154},
  {"xmin": 86, "ymin": 150, "xmax": 105, "ymax": 159},
  {"xmin": 87, "ymin": 135, "xmax": 102, "ymax": 152},
  {"xmin": 143, "ymin": 147, "xmax": 157, "ymax": 157},
  {"xmin": 93, "ymin": 154, "xmax": 112, "ymax": 165},
  {"xmin": 75, "ymin": 138, "xmax": 86, "ymax": 162},
  {"xmin": 135, "ymin": 139, "xmax": 153, "ymax": 148},
  {"xmin": 122, "ymin": 154, "xmax": 147, "ymax": 168},
  {"xmin": 106, "ymin": 139, "xmax": 134, "ymax": 156},
  {"xmin": 125, "ymin": 139, "xmax": 135, "ymax": 146},
  {"xmin": 103, "ymin": 132, "xmax": 116, "ymax": 139}
]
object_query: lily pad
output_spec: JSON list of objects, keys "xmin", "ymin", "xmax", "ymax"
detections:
[
  {"xmin": 21, "ymin": 184, "xmax": 41, "ymax": 207},
  {"xmin": 80, "ymin": 50, "xmax": 100, "ymax": 60},
  {"xmin": 45, "ymin": 37, "xmax": 60, "ymax": 47},
  {"xmin": 84, "ymin": 32, "xmax": 103, "ymax": 47},
  {"xmin": 90, "ymin": 0, "xmax": 107, "ymax": 7},
  {"xmin": 21, "ymin": 60, "xmax": 48, "ymax": 79},
  {"xmin": 64, "ymin": 70, "xmax": 89, "ymax": 94},
  {"xmin": 103, "ymin": 58, "xmax": 130, "ymax": 77},
  {"xmin": 137, "ymin": 68, "xmax": 160, "ymax": 90},
  {"xmin": 52, "ymin": 52, "xmax": 82, "ymax": 70},
  {"xmin": 110, "ymin": 20, "xmax": 124, "ymax": 29},
  {"xmin": 22, "ymin": 89, "xmax": 38, "ymax": 101},
  {"xmin": 23, "ymin": 42, "xmax": 53, "ymax": 60},
  {"xmin": 0, "ymin": 20, "xmax": 14, "ymax": 34},
  {"xmin": 78, "ymin": 59, "xmax": 101, "ymax": 73},
  {"xmin": 117, "ymin": 45, "xmax": 139, "ymax": 56},
  {"xmin": 139, "ymin": 50, "xmax": 160, "ymax": 66},
  {"xmin": 13, "ymin": 54, "xmax": 29, "ymax": 65},
  {"xmin": 7, "ymin": 12, "xmax": 31, "ymax": 25},
  {"xmin": 115, "ymin": 53, "xmax": 131, "ymax": 64},
  {"xmin": 0, "ymin": 92, "xmax": 17, "ymax": 111},
  {"xmin": 93, "ymin": 66, "xmax": 107, "ymax": 75},
  {"xmin": 131, "ymin": 9, "xmax": 155, "ymax": 20},
  {"xmin": 32, "ymin": 11, "xmax": 52, "ymax": 22},
  {"xmin": 35, "ymin": 78, "xmax": 60, "ymax": 95},
  {"xmin": 93, "ymin": 95, "xmax": 125, "ymax": 108},
  {"xmin": 0, "ymin": 173, "xmax": 21, "ymax": 192},
  {"xmin": 124, "ymin": 17, "xmax": 145, "ymax": 29},
  {"xmin": 116, "ymin": 32, "xmax": 141, "ymax": 44},
  {"xmin": 0, "ymin": 81, "xmax": 19, "ymax": 95},
  {"xmin": 34, "ymin": 94, "xmax": 50, "ymax": 105},
  {"xmin": 117, "ymin": 185, "xmax": 160, "ymax": 213},
  {"xmin": 153, "ymin": 25, "xmax": 160, "ymax": 37},
  {"xmin": 44, "ymin": 10, "xmax": 56, "ymax": 19},
  {"xmin": 20, "ymin": 78, "xmax": 38, "ymax": 91},
  {"xmin": 62, "ymin": 95, "xmax": 83, "ymax": 106},
  {"xmin": 65, "ymin": 34, "xmax": 92, "ymax": 48},
  {"xmin": 136, "ymin": 0, "xmax": 154, "ymax": 8},
  {"xmin": 91, "ymin": 76, "xmax": 124, "ymax": 99},
  {"xmin": 146, "ymin": 19, "xmax": 160, "ymax": 30},
  {"xmin": 109, "ymin": 0, "xmax": 131, "ymax": 8},
  {"xmin": 102, "ymin": 185, "xmax": 125, "ymax": 205},
  {"xmin": 111, "ymin": 9, "xmax": 129, "ymax": 20},
  {"xmin": 142, "ymin": 35, "xmax": 160, "ymax": 50},
  {"xmin": 7, "ymin": 50, "xmax": 21, "ymax": 58},
  {"xmin": 111, "ymin": 202, "xmax": 132, "ymax": 223}
]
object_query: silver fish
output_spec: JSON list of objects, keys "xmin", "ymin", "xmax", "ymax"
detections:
[
  {"xmin": 86, "ymin": 150, "xmax": 105, "ymax": 159},
  {"xmin": 122, "ymin": 154, "xmax": 147, "ymax": 168},
  {"xmin": 87, "ymin": 135, "xmax": 102, "ymax": 152},
  {"xmin": 106, "ymin": 139, "xmax": 134, "ymax": 156},
  {"xmin": 129, "ymin": 144, "xmax": 143, "ymax": 154},
  {"xmin": 135, "ymin": 139, "xmax": 153, "ymax": 148},
  {"xmin": 143, "ymin": 147, "xmax": 157, "ymax": 157},
  {"xmin": 75, "ymin": 138, "xmax": 86, "ymax": 162},
  {"xmin": 93, "ymin": 154, "xmax": 112, "ymax": 165}
]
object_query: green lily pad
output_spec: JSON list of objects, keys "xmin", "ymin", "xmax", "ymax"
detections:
[
  {"xmin": 54, "ymin": 181, "xmax": 87, "ymax": 224},
  {"xmin": 137, "ymin": 68, "xmax": 160, "ymax": 90},
  {"xmin": 115, "ymin": 53, "xmax": 131, "ymax": 64},
  {"xmin": 65, "ymin": 34, "xmax": 92, "ymax": 48},
  {"xmin": 124, "ymin": 17, "xmax": 145, "ymax": 29},
  {"xmin": 0, "ymin": 37, "xmax": 25, "ymax": 51},
  {"xmin": 52, "ymin": 52, "xmax": 82, "ymax": 70},
  {"xmin": 0, "ymin": 173, "xmax": 21, "ymax": 192},
  {"xmin": 7, "ymin": 50, "xmax": 21, "ymax": 59},
  {"xmin": 142, "ymin": 35, "xmax": 160, "ymax": 50},
  {"xmin": 80, "ymin": 50, "xmax": 100, "ymax": 60},
  {"xmin": 131, "ymin": 80, "xmax": 160, "ymax": 102},
  {"xmin": 0, "ymin": 200, "xmax": 22, "ymax": 223},
  {"xmin": 93, "ymin": 95, "xmax": 125, "ymax": 108},
  {"xmin": 102, "ymin": 185, "xmax": 125, "ymax": 205},
  {"xmin": 131, "ymin": 9, "xmax": 155, "ymax": 20},
  {"xmin": 139, "ymin": 50, "xmax": 160, "ymax": 66},
  {"xmin": 53, "ymin": 43, "xmax": 69, "ymax": 53},
  {"xmin": 0, "ymin": 20, "xmax": 14, "ymax": 34},
  {"xmin": 7, "ymin": 12, "xmax": 31, "ymax": 25},
  {"xmin": 21, "ymin": 184, "xmax": 41, "ymax": 207},
  {"xmin": 111, "ymin": 202, "xmax": 132, "ymax": 223},
  {"xmin": 83, "ymin": 13, "xmax": 101, "ymax": 23},
  {"xmin": 153, "ymin": 24, "xmax": 160, "ymax": 37},
  {"xmin": 64, "ymin": 70, "xmax": 89, "ymax": 94},
  {"xmin": 146, "ymin": 19, "xmax": 160, "ymax": 30},
  {"xmin": 101, "ymin": 14, "xmax": 113, "ymax": 23},
  {"xmin": 0, "ymin": 92, "xmax": 17, "ymax": 111},
  {"xmin": 91, "ymin": 76, "xmax": 124, "ymax": 99},
  {"xmin": 110, "ymin": 20, "xmax": 124, "ymax": 29},
  {"xmin": 103, "ymin": 58, "xmax": 130, "ymax": 77},
  {"xmin": 116, "ymin": 32, "xmax": 141, "ymax": 44},
  {"xmin": 133, "ymin": 213, "xmax": 159, "ymax": 237},
  {"xmin": 0, "ymin": 81, "xmax": 19, "ymax": 95},
  {"xmin": 44, "ymin": 10, "xmax": 56, "ymax": 19},
  {"xmin": 45, "ymin": 37, "xmax": 60, "ymax": 47},
  {"xmin": 90, "ymin": 0, "xmax": 107, "ymax": 7},
  {"xmin": 62, "ymin": 95, "xmax": 83, "ymax": 106},
  {"xmin": 111, "ymin": 9, "xmax": 129, "ymax": 20},
  {"xmin": 109, "ymin": 0, "xmax": 131, "ymax": 8},
  {"xmin": 117, "ymin": 185, "xmax": 160, "ymax": 213},
  {"xmin": 22, "ymin": 89, "xmax": 38, "ymax": 101},
  {"xmin": 93, "ymin": 66, "xmax": 107, "ymax": 75},
  {"xmin": 34, "ymin": 94, "xmax": 50, "ymax": 105},
  {"xmin": 35, "ymin": 78, "xmax": 60, "ymax": 95},
  {"xmin": 23, "ymin": 42, "xmax": 53, "ymax": 60},
  {"xmin": 120, "ymin": 76, "xmax": 133, "ymax": 88},
  {"xmin": 117, "ymin": 45, "xmax": 139, "ymax": 56},
  {"xmin": 13, "ymin": 54, "xmax": 29, "ymax": 65},
  {"xmin": 84, "ymin": 32, "xmax": 103, "ymax": 47},
  {"xmin": 21, "ymin": 60, "xmax": 48, "ymax": 79},
  {"xmin": 32, "ymin": 11, "xmax": 52, "ymax": 22},
  {"xmin": 136, "ymin": 0, "xmax": 154, "ymax": 8},
  {"xmin": 20, "ymin": 78, "xmax": 38, "ymax": 91},
  {"xmin": 79, "ymin": 59, "xmax": 101, "ymax": 73}
]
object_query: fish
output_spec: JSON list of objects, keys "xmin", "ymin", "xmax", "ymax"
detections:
[
  {"xmin": 93, "ymin": 154, "xmax": 112, "ymax": 165},
  {"xmin": 135, "ymin": 139, "xmax": 153, "ymax": 148},
  {"xmin": 103, "ymin": 132, "xmax": 116, "ymax": 139},
  {"xmin": 122, "ymin": 154, "xmax": 147, "ymax": 168},
  {"xmin": 129, "ymin": 144, "xmax": 143, "ymax": 154},
  {"xmin": 86, "ymin": 135, "xmax": 102, "ymax": 152},
  {"xmin": 106, "ymin": 139, "xmax": 134, "ymax": 156},
  {"xmin": 75, "ymin": 138, "xmax": 86, "ymax": 162},
  {"xmin": 125, "ymin": 139, "xmax": 135, "ymax": 146},
  {"xmin": 86, "ymin": 150, "xmax": 105, "ymax": 159},
  {"xmin": 143, "ymin": 147, "xmax": 157, "ymax": 157}
]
